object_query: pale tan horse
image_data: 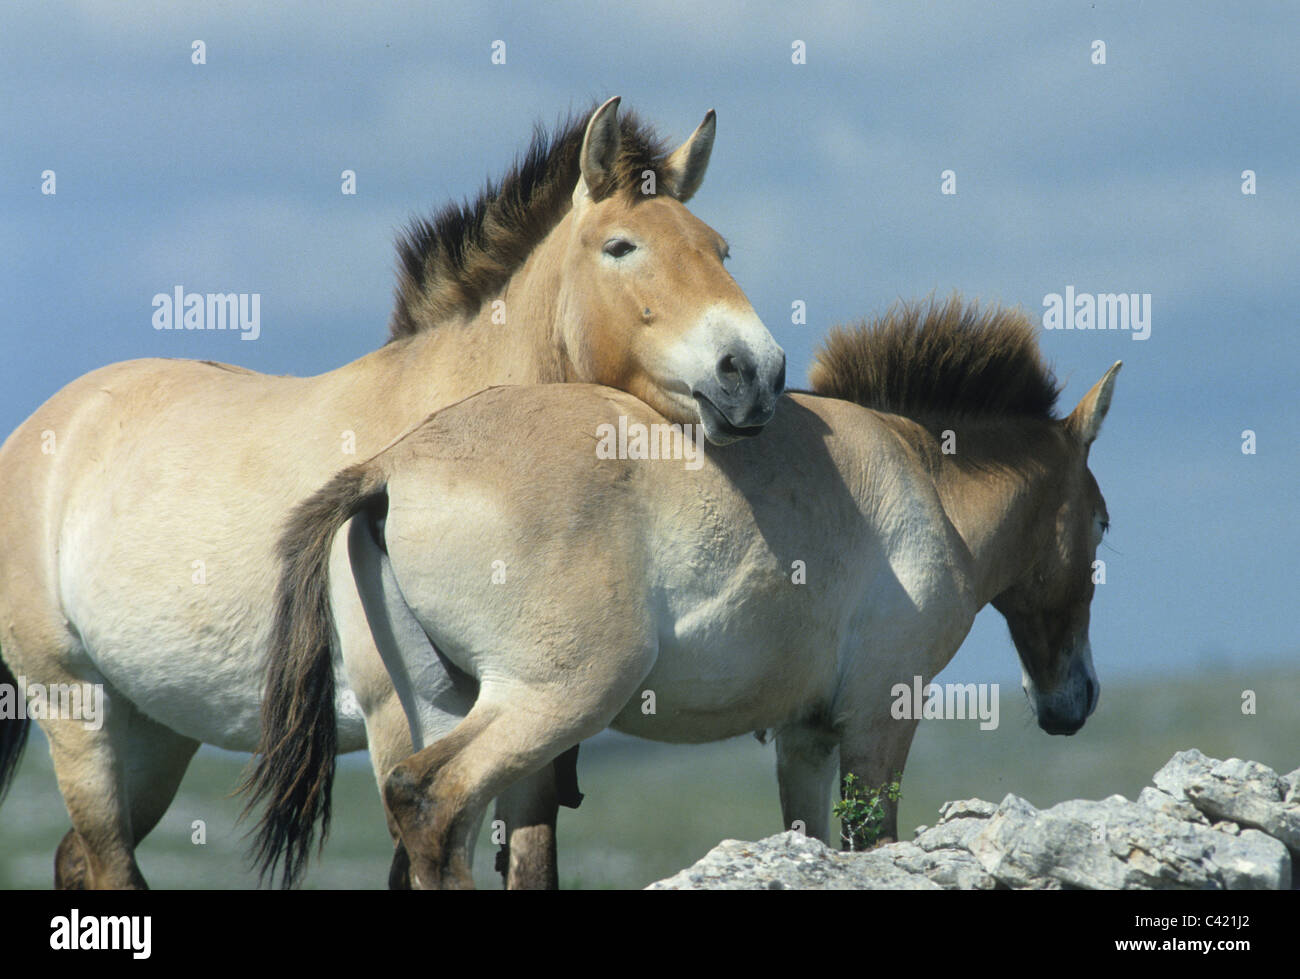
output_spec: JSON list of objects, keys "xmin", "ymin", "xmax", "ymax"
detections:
[
  {"xmin": 0, "ymin": 97, "xmax": 785, "ymax": 890},
  {"xmin": 250, "ymin": 297, "xmax": 1120, "ymax": 887}
]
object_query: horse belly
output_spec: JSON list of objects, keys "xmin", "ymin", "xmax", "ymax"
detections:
[
  {"xmin": 67, "ymin": 596, "xmax": 270, "ymax": 751},
  {"xmin": 57, "ymin": 592, "xmax": 368, "ymax": 753},
  {"xmin": 56, "ymin": 496, "xmax": 368, "ymax": 753},
  {"xmin": 609, "ymin": 619, "xmax": 832, "ymax": 744}
]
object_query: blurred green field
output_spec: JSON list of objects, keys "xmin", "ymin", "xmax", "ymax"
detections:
[{"xmin": 1, "ymin": 666, "xmax": 1295, "ymax": 889}]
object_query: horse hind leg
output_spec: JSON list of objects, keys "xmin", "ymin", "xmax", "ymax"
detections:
[
  {"xmin": 54, "ymin": 829, "xmax": 92, "ymax": 888},
  {"xmin": 352, "ymin": 686, "xmax": 416, "ymax": 888},
  {"xmin": 344, "ymin": 511, "xmax": 577, "ymax": 890},
  {"xmin": 48, "ymin": 683, "xmax": 198, "ymax": 889},
  {"xmin": 383, "ymin": 704, "xmax": 493, "ymax": 890},
  {"xmin": 123, "ymin": 709, "xmax": 200, "ymax": 845},
  {"xmin": 491, "ymin": 744, "xmax": 582, "ymax": 889},
  {"xmin": 494, "ymin": 765, "xmax": 559, "ymax": 890},
  {"xmin": 384, "ymin": 667, "xmax": 646, "ymax": 891},
  {"xmin": 361, "ymin": 677, "xmax": 496, "ymax": 890}
]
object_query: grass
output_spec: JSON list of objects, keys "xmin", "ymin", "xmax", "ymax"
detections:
[{"xmin": 1, "ymin": 667, "xmax": 1295, "ymax": 889}]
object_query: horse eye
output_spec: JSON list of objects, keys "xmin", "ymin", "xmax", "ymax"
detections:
[{"xmin": 603, "ymin": 238, "xmax": 636, "ymax": 259}]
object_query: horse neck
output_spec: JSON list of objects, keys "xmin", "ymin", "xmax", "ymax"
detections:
[
  {"xmin": 896, "ymin": 414, "xmax": 1067, "ymax": 608},
  {"xmin": 405, "ymin": 249, "xmax": 570, "ymax": 395},
  {"xmin": 335, "ymin": 239, "xmax": 572, "ymax": 430}
]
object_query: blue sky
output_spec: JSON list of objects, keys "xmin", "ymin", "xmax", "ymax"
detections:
[{"xmin": 2, "ymin": 1, "xmax": 1296, "ymax": 693}]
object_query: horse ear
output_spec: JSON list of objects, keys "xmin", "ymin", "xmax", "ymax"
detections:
[
  {"xmin": 1066, "ymin": 361, "xmax": 1122, "ymax": 446},
  {"xmin": 576, "ymin": 96, "xmax": 622, "ymax": 202},
  {"xmin": 662, "ymin": 109, "xmax": 716, "ymax": 202}
]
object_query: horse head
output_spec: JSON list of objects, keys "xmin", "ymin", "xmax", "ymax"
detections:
[
  {"xmin": 992, "ymin": 362, "xmax": 1121, "ymax": 735},
  {"xmin": 553, "ymin": 97, "xmax": 786, "ymax": 444}
]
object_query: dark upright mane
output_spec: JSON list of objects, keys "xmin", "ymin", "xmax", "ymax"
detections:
[
  {"xmin": 389, "ymin": 106, "xmax": 674, "ymax": 340},
  {"xmin": 808, "ymin": 295, "xmax": 1061, "ymax": 424}
]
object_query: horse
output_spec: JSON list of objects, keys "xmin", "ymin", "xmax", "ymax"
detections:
[
  {"xmin": 248, "ymin": 297, "xmax": 1120, "ymax": 888},
  {"xmin": 0, "ymin": 96, "xmax": 786, "ymax": 890}
]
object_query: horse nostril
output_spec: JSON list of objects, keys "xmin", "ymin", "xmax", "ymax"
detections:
[
  {"xmin": 716, "ymin": 353, "xmax": 742, "ymax": 393},
  {"xmin": 716, "ymin": 350, "xmax": 758, "ymax": 396},
  {"xmin": 773, "ymin": 358, "xmax": 786, "ymax": 395}
]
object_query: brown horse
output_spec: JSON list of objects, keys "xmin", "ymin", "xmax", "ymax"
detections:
[
  {"xmin": 0, "ymin": 97, "xmax": 785, "ymax": 889},
  {"xmin": 252, "ymin": 297, "xmax": 1119, "ymax": 887}
]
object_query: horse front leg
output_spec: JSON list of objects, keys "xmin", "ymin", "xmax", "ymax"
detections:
[
  {"xmin": 774, "ymin": 723, "xmax": 839, "ymax": 845},
  {"xmin": 837, "ymin": 714, "xmax": 920, "ymax": 847}
]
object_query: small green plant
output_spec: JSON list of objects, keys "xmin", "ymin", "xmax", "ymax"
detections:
[{"xmin": 833, "ymin": 771, "xmax": 902, "ymax": 851}]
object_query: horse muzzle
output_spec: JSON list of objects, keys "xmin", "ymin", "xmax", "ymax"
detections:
[
  {"xmin": 1028, "ymin": 660, "xmax": 1099, "ymax": 736},
  {"xmin": 692, "ymin": 346, "xmax": 785, "ymax": 445}
]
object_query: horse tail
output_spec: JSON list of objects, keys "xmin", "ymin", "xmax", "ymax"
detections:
[
  {"xmin": 240, "ymin": 458, "xmax": 389, "ymax": 888},
  {"xmin": 0, "ymin": 647, "xmax": 32, "ymax": 807}
]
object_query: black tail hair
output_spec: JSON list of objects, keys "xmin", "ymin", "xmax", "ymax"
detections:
[
  {"xmin": 0, "ymin": 648, "xmax": 31, "ymax": 806},
  {"xmin": 239, "ymin": 460, "xmax": 388, "ymax": 888}
]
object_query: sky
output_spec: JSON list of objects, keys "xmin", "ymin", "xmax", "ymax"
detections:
[{"xmin": 2, "ymin": 0, "xmax": 1296, "ymax": 699}]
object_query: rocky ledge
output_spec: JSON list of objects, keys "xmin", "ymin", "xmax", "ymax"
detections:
[{"xmin": 646, "ymin": 749, "xmax": 1299, "ymax": 890}]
